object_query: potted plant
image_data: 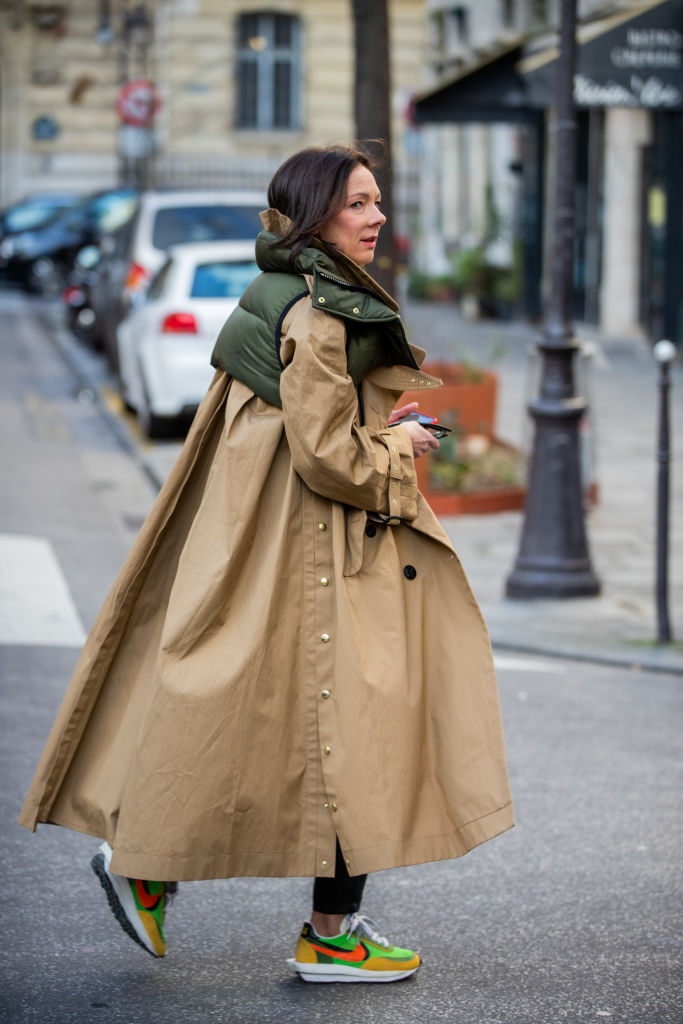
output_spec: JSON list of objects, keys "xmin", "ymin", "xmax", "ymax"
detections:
[{"xmin": 401, "ymin": 359, "xmax": 526, "ymax": 515}]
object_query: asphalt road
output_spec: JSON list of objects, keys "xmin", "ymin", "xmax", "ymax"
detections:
[{"xmin": 1, "ymin": 289, "xmax": 681, "ymax": 1023}]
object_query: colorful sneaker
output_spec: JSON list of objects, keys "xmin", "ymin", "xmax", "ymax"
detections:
[
  {"xmin": 90, "ymin": 841, "xmax": 172, "ymax": 958},
  {"xmin": 287, "ymin": 913, "xmax": 420, "ymax": 983}
]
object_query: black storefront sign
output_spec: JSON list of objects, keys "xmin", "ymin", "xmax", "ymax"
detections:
[{"xmin": 522, "ymin": 0, "xmax": 683, "ymax": 109}]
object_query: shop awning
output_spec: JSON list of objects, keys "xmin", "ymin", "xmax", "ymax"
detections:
[{"xmin": 413, "ymin": 41, "xmax": 538, "ymax": 124}]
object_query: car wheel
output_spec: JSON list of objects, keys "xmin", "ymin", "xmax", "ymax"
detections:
[{"xmin": 137, "ymin": 377, "xmax": 173, "ymax": 440}]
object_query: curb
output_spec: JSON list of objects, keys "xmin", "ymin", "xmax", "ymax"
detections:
[{"xmin": 489, "ymin": 638, "xmax": 683, "ymax": 677}]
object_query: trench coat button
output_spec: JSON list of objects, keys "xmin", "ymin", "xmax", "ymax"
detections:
[
  {"xmin": 353, "ymin": 306, "xmax": 360, "ymax": 314},
  {"xmin": 321, "ymin": 689, "xmax": 330, "ymax": 699},
  {"xmin": 318, "ymin": 522, "xmax": 327, "ymax": 531},
  {"xmin": 320, "ymin": 633, "xmax": 330, "ymax": 643},
  {"xmin": 323, "ymin": 802, "xmax": 329, "ymax": 808},
  {"xmin": 323, "ymin": 745, "xmax": 331, "ymax": 755},
  {"xmin": 320, "ymin": 577, "xmax": 329, "ymax": 586},
  {"xmin": 365, "ymin": 523, "xmax": 376, "ymax": 537},
  {"xmin": 321, "ymin": 859, "xmax": 328, "ymax": 867},
  {"xmin": 403, "ymin": 564, "xmax": 417, "ymax": 580},
  {"xmin": 318, "ymin": 296, "xmax": 326, "ymax": 304},
  {"xmin": 410, "ymin": 377, "xmax": 416, "ymax": 383},
  {"xmin": 331, "ymin": 802, "xmax": 338, "ymax": 812}
]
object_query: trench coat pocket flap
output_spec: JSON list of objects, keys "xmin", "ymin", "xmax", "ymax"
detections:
[
  {"xmin": 365, "ymin": 365, "xmax": 442, "ymax": 393},
  {"xmin": 343, "ymin": 508, "xmax": 366, "ymax": 576}
]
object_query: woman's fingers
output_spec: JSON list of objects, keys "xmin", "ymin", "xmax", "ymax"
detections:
[
  {"xmin": 399, "ymin": 420, "xmax": 440, "ymax": 458},
  {"xmin": 387, "ymin": 401, "xmax": 419, "ymax": 425}
]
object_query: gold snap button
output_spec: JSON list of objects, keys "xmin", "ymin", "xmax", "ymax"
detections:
[
  {"xmin": 318, "ymin": 296, "xmax": 325, "ymax": 303},
  {"xmin": 323, "ymin": 802, "xmax": 329, "ymax": 809},
  {"xmin": 318, "ymin": 522, "xmax": 327, "ymax": 531},
  {"xmin": 320, "ymin": 577, "xmax": 329, "ymax": 586},
  {"xmin": 321, "ymin": 859, "xmax": 328, "ymax": 867},
  {"xmin": 321, "ymin": 633, "xmax": 330, "ymax": 643},
  {"xmin": 323, "ymin": 745, "xmax": 331, "ymax": 755},
  {"xmin": 321, "ymin": 689, "xmax": 330, "ymax": 699},
  {"xmin": 331, "ymin": 802, "xmax": 338, "ymax": 812},
  {"xmin": 353, "ymin": 307, "xmax": 359, "ymax": 314}
]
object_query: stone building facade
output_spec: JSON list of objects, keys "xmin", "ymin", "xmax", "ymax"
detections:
[{"xmin": 0, "ymin": 0, "xmax": 427, "ymax": 202}]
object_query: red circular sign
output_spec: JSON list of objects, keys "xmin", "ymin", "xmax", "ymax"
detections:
[{"xmin": 116, "ymin": 80, "xmax": 160, "ymax": 127}]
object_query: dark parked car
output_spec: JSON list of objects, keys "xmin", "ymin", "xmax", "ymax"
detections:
[
  {"xmin": 61, "ymin": 244, "xmax": 104, "ymax": 347},
  {"xmin": 0, "ymin": 191, "xmax": 82, "ymax": 248},
  {"xmin": 1, "ymin": 188, "xmax": 138, "ymax": 292}
]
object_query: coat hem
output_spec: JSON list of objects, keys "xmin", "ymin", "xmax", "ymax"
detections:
[{"xmin": 22, "ymin": 803, "xmax": 514, "ymax": 882}]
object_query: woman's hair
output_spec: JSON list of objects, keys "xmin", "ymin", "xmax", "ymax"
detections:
[{"xmin": 267, "ymin": 144, "xmax": 375, "ymax": 261}]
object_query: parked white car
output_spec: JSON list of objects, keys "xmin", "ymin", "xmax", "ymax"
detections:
[{"xmin": 117, "ymin": 240, "xmax": 260, "ymax": 437}]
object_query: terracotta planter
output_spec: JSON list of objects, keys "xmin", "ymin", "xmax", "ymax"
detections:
[
  {"xmin": 401, "ymin": 360, "xmax": 498, "ymax": 436},
  {"xmin": 400, "ymin": 361, "xmax": 526, "ymax": 516}
]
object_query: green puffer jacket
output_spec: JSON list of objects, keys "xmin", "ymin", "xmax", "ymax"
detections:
[{"xmin": 210, "ymin": 212, "xmax": 419, "ymax": 408}]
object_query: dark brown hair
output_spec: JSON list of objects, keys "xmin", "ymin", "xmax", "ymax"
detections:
[{"xmin": 267, "ymin": 144, "xmax": 375, "ymax": 261}]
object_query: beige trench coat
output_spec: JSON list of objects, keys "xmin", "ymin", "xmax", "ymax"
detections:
[{"xmin": 20, "ymin": 286, "xmax": 513, "ymax": 881}]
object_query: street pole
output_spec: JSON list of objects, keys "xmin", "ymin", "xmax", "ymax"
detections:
[
  {"xmin": 506, "ymin": 0, "xmax": 600, "ymax": 599},
  {"xmin": 653, "ymin": 339, "xmax": 676, "ymax": 643},
  {"xmin": 351, "ymin": 0, "xmax": 396, "ymax": 297}
]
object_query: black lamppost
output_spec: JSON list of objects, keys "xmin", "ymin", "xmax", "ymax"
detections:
[{"xmin": 505, "ymin": 0, "xmax": 600, "ymax": 598}]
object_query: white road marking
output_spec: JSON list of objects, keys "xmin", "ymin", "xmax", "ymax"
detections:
[
  {"xmin": 493, "ymin": 653, "xmax": 567, "ymax": 674},
  {"xmin": 0, "ymin": 534, "xmax": 86, "ymax": 647}
]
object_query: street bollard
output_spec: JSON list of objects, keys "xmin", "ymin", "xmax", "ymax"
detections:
[{"xmin": 653, "ymin": 339, "xmax": 676, "ymax": 644}]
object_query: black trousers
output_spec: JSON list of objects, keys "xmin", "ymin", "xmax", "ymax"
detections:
[{"xmin": 312, "ymin": 839, "xmax": 367, "ymax": 915}]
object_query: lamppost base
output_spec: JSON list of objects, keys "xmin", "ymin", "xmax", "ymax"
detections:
[{"xmin": 506, "ymin": 563, "xmax": 601, "ymax": 599}]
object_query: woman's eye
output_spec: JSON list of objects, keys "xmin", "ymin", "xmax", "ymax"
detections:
[{"xmin": 350, "ymin": 201, "xmax": 363, "ymax": 209}]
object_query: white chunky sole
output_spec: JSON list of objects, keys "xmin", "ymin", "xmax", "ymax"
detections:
[
  {"xmin": 286, "ymin": 957, "xmax": 419, "ymax": 983},
  {"xmin": 91, "ymin": 841, "xmax": 161, "ymax": 958}
]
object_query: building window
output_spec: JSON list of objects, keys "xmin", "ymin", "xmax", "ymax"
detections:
[
  {"xmin": 500, "ymin": 0, "xmax": 515, "ymax": 29},
  {"xmin": 236, "ymin": 12, "xmax": 300, "ymax": 130}
]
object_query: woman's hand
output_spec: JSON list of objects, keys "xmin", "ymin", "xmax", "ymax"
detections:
[
  {"xmin": 388, "ymin": 401, "xmax": 439, "ymax": 458},
  {"xmin": 400, "ymin": 419, "xmax": 440, "ymax": 458}
]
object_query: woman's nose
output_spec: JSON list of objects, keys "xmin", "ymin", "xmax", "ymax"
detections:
[{"xmin": 369, "ymin": 205, "xmax": 386, "ymax": 226}]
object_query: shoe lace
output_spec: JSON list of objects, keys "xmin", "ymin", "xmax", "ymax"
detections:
[{"xmin": 344, "ymin": 913, "xmax": 389, "ymax": 948}]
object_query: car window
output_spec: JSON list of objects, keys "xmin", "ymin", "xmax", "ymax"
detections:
[
  {"xmin": 147, "ymin": 259, "xmax": 174, "ymax": 299},
  {"xmin": 151, "ymin": 205, "xmax": 263, "ymax": 250},
  {"xmin": 4, "ymin": 202, "xmax": 72, "ymax": 232},
  {"xmin": 190, "ymin": 261, "xmax": 260, "ymax": 298},
  {"xmin": 93, "ymin": 194, "xmax": 138, "ymax": 233}
]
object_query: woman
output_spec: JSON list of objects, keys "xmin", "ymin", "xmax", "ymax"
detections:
[{"xmin": 19, "ymin": 145, "xmax": 513, "ymax": 984}]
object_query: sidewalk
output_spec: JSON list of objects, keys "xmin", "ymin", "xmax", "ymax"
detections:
[{"xmin": 401, "ymin": 297, "xmax": 683, "ymax": 674}]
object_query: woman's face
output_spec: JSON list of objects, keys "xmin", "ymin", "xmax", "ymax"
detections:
[{"xmin": 318, "ymin": 164, "xmax": 386, "ymax": 265}]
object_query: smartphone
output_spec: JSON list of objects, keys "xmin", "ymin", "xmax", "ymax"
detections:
[{"xmin": 389, "ymin": 412, "xmax": 451, "ymax": 439}]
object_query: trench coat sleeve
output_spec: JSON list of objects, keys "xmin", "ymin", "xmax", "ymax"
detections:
[{"xmin": 279, "ymin": 297, "xmax": 418, "ymax": 519}]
